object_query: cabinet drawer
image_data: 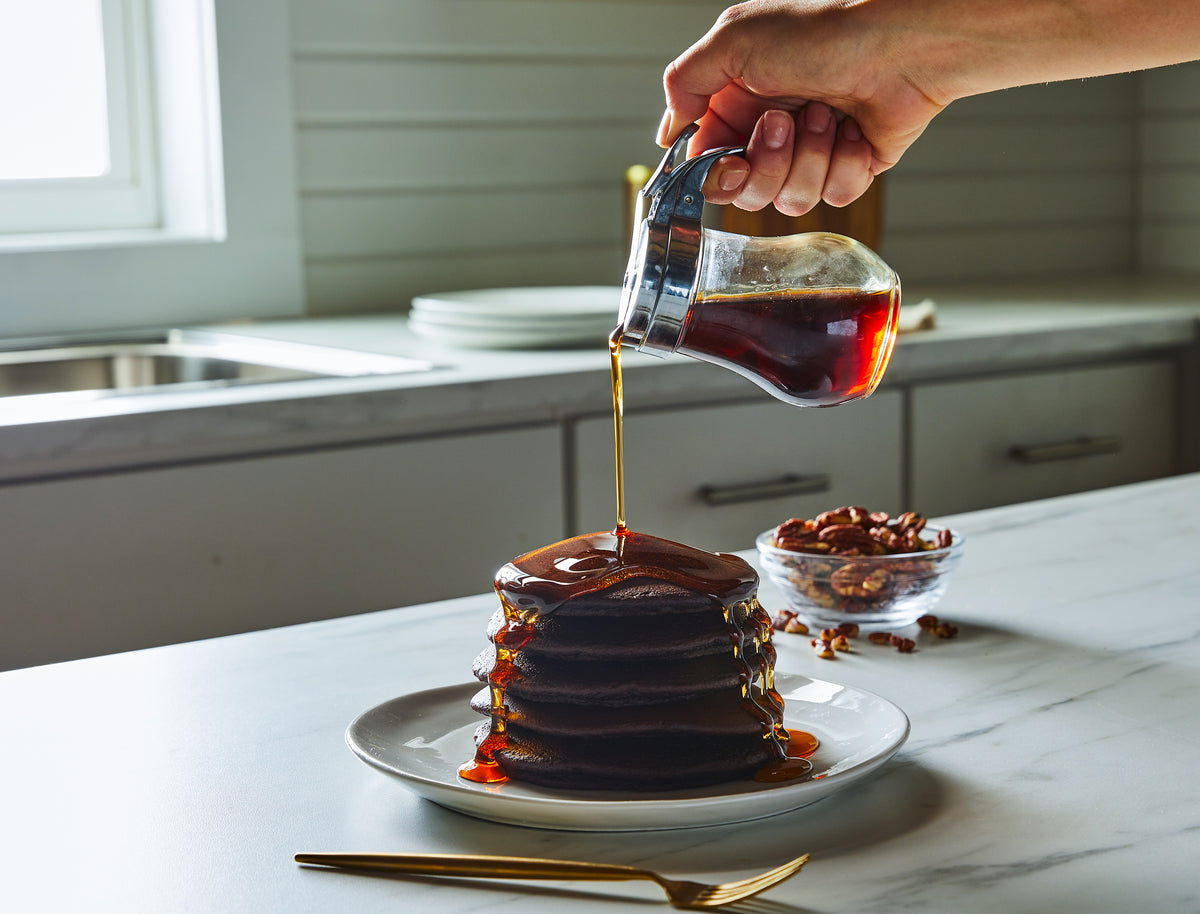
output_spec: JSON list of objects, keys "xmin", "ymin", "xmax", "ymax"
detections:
[
  {"xmin": 911, "ymin": 360, "xmax": 1177, "ymax": 515},
  {"xmin": 573, "ymin": 392, "xmax": 903, "ymax": 553},
  {"xmin": 0, "ymin": 425, "xmax": 564, "ymax": 670}
]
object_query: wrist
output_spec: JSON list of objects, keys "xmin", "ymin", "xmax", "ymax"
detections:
[
  {"xmin": 869, "ymin": 0, "xmax": 1102, "ymax": 103},
  {"xmin": 875, "ymin": 0, "xmax": 1200, "ymax": 102}
]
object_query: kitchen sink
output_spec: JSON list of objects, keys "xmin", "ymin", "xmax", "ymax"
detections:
[{"xmin": 0, "ymin": 329, "xmax": 434, "ymax": 400}]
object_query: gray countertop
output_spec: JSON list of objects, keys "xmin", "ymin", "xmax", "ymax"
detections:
[
  {"xmin": 1, "ymin": 276, "xmax": 1197, "ymax": 484},
  {"xmin": 2, "ymin": 472, "xmax": 1197, "ymax": 912}
]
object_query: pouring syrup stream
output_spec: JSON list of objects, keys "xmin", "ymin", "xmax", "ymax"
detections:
[{"xmin": 608, "ymin": 327, "xmax": 627, "ymax": 536}]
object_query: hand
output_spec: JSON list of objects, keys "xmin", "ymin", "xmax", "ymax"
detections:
[
  {"xmin": 659, "ymin": 1, "xmax": 950, "ymax": 213},
  {"xmin": 662, "ymin": 0, "xmax": 1200, "ymax": 213}
]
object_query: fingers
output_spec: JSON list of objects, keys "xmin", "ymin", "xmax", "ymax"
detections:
[
  {"xmin": 821, "ymin": 118, "xmax": 875, "ymax": 207},
  {"xmin": 659, "ymin": 27, "xmax": 745, "ymax": 148},
  {"xmin": 733, "ymin": 109, "xmax": 795, "ymax": 211},
  {"xmin": 701, "ymin": 156, "xmax": 751, "ymax": 205},
  {"xmin": 775, "ymin": 103, "xmax": 837, "ymax": 216},
  {"xmin": 658, "ymin": 0, "xmax": 945, "ymax": 200},
  {"xmin": 700, "ymin": 107, "xmax": 876, "ymax": 213},
  {"xmin": 660, "ymin": 6, "xmax": 805, "ymax": 153},
  {"xmin": 698, "ymin": 107, "xmax": 794, "ymax": 207},
  {"xmin": 686, "ymin": 81, "xmax": 779, "ymax": 154}
]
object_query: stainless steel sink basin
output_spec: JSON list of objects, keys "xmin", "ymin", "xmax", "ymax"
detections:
[{"xmin": 0, "ymin": 329, "xmax": 434, "ymax": 400}]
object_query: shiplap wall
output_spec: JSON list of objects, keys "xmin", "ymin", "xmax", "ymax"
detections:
[
  {"xmin": 288, "ymin": 0, "xmax": 1199, "ymax": 316},
  {"xmin": 290, "ymin": 0, "xmax": 728, "ymax": 315},
  {"xmin": 884, "ymin": 77, "xmax": 1140, "ymax": 283},
  {"xmin": 1139, "ymin": 62, "xmax": 1200, "ymax": 273}
]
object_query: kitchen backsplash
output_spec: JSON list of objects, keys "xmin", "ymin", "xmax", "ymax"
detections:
[
  {"xmin": 884, "ymin": 78, "xmax": 1138, "ymax": 284},
  {"xmin": 1139, "ymin": 65, "xmax": 1200, "ymax": 274},
  {"xmin": 288, "ymin": 0, "xmax": 1200, "ymax": 315}
]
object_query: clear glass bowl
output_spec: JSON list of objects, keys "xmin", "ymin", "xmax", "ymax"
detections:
[{"xmin": 755, "ymin": 525, "xmax": 965, "ymax": 630}]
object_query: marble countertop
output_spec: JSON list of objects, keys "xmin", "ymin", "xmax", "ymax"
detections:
[
  {"xmin": 0, "ymin": 276, "xmax": 1197, "ymax": 484},
  {"xmin": 2, "ymin": 472, "xmax": 1197, "ymax": 912}
]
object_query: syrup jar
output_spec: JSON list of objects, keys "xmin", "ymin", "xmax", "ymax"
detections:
[{"xmin": 617, "ymin": 125, "xmax": 901, "ymax": 407}]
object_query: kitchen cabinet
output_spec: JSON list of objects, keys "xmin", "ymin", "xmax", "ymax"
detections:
[
  {"xmin": 910, "ymin": 358, "xmax": 1178, "ymax": 515},
  {"xmin": 572, "ymin": 392, "xmax": 904, "ymax": 553},
  {"xmin": 0, "ymin": 424, "xmax": 564, "ymax": 671}
]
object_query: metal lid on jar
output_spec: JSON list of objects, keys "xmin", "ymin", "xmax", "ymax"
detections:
[{"xmin": 618, "ymin": 126, "xmax": 745, "ymax": 357}]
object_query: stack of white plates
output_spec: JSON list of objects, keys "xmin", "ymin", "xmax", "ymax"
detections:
[{"xmin": 409, "ymin": 286, "xmax": 620, "ymax": 349}]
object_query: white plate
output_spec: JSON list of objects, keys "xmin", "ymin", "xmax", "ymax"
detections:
[
  {"xmin": 346, "ymin": 673, "xmax": 909, "ymax": 831},
  {"xmin": 408, "ymin": 315, "xmax": 610, "ymax": 349},
  {"xmin": 411, "ymin": 286, "xmax": 620, "ymax": 320},
  {"xmin": 407, "ymin": 310, "xmax": 607, "ymax": 330},
  {"xmin": 408, "ymin": 286, "xmax": 618, "ymax": 348}
]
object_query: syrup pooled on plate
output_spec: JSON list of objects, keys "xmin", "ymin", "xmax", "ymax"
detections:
[{"xmin": 458, "ymin": 326, "xmax": 818, "ymax": 790}]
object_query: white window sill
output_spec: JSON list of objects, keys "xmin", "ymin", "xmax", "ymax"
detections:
[{"xmin": 0, "ymin": 227, "xmax": 226, "ymax": 255}]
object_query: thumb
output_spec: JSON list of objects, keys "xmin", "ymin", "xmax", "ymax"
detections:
[{"xmin": 660, "ymin": 24, "xmax": 749, "ymax": 146}]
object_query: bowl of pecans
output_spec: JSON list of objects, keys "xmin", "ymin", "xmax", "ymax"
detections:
[{"xmin": 756, "ymin": 506, "xmax": 964, "ymax": 631}]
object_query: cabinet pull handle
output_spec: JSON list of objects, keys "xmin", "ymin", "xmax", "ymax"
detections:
[
  {"xmin": 1008, "ymin": 435, "xmax": 1122, "ymax": 464},
  {"xmin": 697, "ymin": 473, "xmax": 831, "ymax": 507}
]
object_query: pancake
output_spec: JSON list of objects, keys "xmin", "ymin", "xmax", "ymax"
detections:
[{"xmin": 459, "ymin": 530, "xmax": 796, "ymax": 791}]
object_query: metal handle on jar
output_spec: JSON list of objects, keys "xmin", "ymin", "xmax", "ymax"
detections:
[
  {"xmin": 640, "ymin": 125, "xmax": 747, "ymax": 226},
  {"xmin": 620, "ymin": 127, "xmax": 747, "ymax": 357}
]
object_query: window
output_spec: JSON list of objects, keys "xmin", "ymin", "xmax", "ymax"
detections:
[
  {"xmin": 0, "ymin": 0, "xmax": 305, "ymax": 338},
  {"xmin": 0, "ymin": 0, "xmax": 158, "ymax": 234}
]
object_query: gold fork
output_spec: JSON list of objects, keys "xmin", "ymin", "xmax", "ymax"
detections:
[{"xmin": 295, "ymin": 851, "xmax": 811, "ymax": 909}]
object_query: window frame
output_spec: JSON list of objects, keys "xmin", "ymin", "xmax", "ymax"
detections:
[
  {"xmin": 0, "ymin": 0, "xmax": 305, "ymax": 338},
  {"xmin": 0, "ymin": 0, "xmax": 160, "ymax": 235}
]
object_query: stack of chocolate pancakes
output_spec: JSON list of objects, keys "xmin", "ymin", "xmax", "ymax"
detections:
[{"xmin": 462, "ymin": 530, "xmax": 799, "ymax": 791}]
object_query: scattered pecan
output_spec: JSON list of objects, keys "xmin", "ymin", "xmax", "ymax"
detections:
[
  {"xmin": 810, "ymin": 638, "xmax": 836, "ymax": 660},
  {"xmin": 772, "ymin": 606, "xmax": 960, "ymax": 661},
  {"xmin": 784, "ymin": 617, "xmax": 810, "ymax": 635}
]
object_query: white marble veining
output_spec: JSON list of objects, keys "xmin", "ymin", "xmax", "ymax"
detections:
[
  {"xmin": 2, "ymin": 474, "xmax": 1197, "ymax": 912},
  {"xmin": 0, "ymin": 277, "xmax": 1197, "ymax": 483}
]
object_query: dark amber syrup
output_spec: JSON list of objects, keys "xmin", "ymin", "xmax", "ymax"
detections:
[
  {"xmin": 680, "ymin": 288, "xmax": 898, "ymax": 406},
  {"xmin": 609, "ymin": 327, "xmax": 627, "ymax": 534}
]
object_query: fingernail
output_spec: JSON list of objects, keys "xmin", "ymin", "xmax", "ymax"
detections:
[
  {"xmin": 656, "ymin": 109, "xmax": 673, "ymax": 146},
  {"xmin": 806, "ymin": 104, "xmax": 832, "ymax": 134},
  {"xmin": 763, "ymin": 110, "xmax": 790, "ymax": 150},
  {"xmin": 719, "ymin": 166, "xmax": 749, "ymax": 192},
  {"xmin": 842, "ymin": 118, "xmax": 863, "ymax": 142}
]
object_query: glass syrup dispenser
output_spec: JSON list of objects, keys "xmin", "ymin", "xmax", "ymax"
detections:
[{"xmin": 617, "ymin": 125, "xmax": 901, "ymax": 407}]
